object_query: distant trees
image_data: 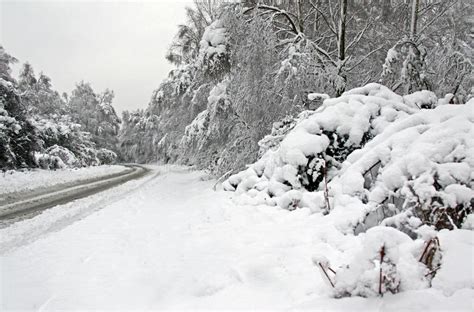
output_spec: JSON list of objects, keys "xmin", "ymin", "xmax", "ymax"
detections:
[
  {"xmin": 241, "ymin": 0, "xmax": 472, "ymax": 99},
  {"xmin": 0, "ymin": 46, "xmax": 120, "ymax": 170},
  {"xmin": 18, "ymin": 63, "xmax": 65, "ymax": 115},
  {"xmin": 380, "ymin": 0, "xmax": 472, "ymax": 99},
  {"xmin": 68, "ymin": 82, "xmax": 120, "ymax": 151}
]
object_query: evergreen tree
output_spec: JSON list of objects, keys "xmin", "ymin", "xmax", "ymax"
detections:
[{"xmin": 0, "ymin": 46, "xmax": 38, "ymax": 169}]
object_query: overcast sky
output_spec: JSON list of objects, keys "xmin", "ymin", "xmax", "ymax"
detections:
[{"xmin": 0, "ymin": 0, "xmax": 192, "ymax": 113}]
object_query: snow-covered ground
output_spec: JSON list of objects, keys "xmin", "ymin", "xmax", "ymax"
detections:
[
  {"xmin": 1, "ymin": 166, "xmax": 472, "ymax": 311},
  {"xmin": 0, "ymin": 165, "xmax": 128, "ymax": 196}
]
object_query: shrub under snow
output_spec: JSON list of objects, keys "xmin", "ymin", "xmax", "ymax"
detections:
[
  {"xmin": 224, "ymin": 83, "xmax": 422, "ymax": 206},
  {"xmin": 224, "ymin": 83, "xmax": 473, "ymax": 297},
  {"xmin": 330, "ymin": 227, "xmax": 435, "ymax": 297},
  {"xmin": 224, "ymin": 84, "xmax": 472, "ymax": 227}
]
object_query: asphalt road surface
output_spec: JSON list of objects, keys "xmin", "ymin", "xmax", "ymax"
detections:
[{"xmin": 0, "ymin": 164, "xmax": 151, "ymax": 225}]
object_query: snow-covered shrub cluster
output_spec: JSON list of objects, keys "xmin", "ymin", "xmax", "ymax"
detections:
[
  {"xmin": 224, "ymin": 84, "xmax": 418, "ymax": 204},
  {"xmin": 225, "ymin": 83, "xmax": 473, "ymax": 228},
  {"xmin": 313, "ymin": 226, "xmax": 444, "ymax": 298},
  {"xmin": 224, "ymin": 83, "xmax": 472, "ymax": 297},
  {"xmin": 334, "ymin": 99, "xmax": 473, "ymax": 233},
  {"xmin": 32, "ymin": 116, "xmax": 117, "ymax": 169}
]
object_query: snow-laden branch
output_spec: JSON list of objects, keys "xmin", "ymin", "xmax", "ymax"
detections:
[{"xmin": 244, "ymin": 5, "xmax": 301, "ymax": 35}]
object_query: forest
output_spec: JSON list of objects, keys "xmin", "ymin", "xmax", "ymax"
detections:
[
  {"xmin": 0, "ymin": 48, "xmax": 120, "ymax": 169},
  {"xmin": 118, "ymin": 0, "xmax": 472, "ymax": 177},
  {"xmin": 1, "ymin": 0, "xmax": 472, "ymax": 174}
]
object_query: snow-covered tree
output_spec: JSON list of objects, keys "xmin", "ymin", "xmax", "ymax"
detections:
[
  {"xmin": 18, "ymin": 63, "xmax": 65, "ymax": 116},
  {"xmin": 1, "ymin": 47, "xmax": 118, "ymax": 170},
  {"xmin": 67, "ymin": 82, "xmax": 120, "ymax": 152},
  {"xmin": 0, "ymin": 46, "xmax": 38, "ymax": 169}
]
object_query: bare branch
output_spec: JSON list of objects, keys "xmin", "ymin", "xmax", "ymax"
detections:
[
  {"xmin": 244, "ymin": 5, "xmax": 300, "ymax": 35},
  {"xmin": 345, "ymin": 19, "xmax": 373, "ymax": 54},
  {"xmin": 418, "ymin": 0, "xmax": 457, "ymax": 36},
  {"xmin": 307, "ymin": 39, "xmax": 337, "ymax": 66},
  {"xmin": 347, "ymin": 45, "xmax": 384, "ymax": 72},
  {"xmin": 309, "ymin": 1, "xmax": 337, "ymax": 36}
]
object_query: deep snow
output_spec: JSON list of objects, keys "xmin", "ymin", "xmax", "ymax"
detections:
[{"xmin": 1, "ymin": 166, "xmax": 472, "ymax": 311}]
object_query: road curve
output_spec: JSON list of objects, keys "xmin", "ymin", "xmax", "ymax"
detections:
[{"xmin": 0, "ymin": 164, "xmax": 151, "ymax": 223}]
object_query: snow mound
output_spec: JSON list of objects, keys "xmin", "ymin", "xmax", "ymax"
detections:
[
  {"xmin": 330, "ymin": 226, "xmax": 430, "ymax": 297},
  {"xmin": 224, "ymin": 83, "xmax": 473, "ymax": 231},
  {"xmin": 334, "ymin": 99, "xmax": 474, "ymax": 233}
]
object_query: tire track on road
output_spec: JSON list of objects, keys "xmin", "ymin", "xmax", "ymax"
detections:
[{"xmin": 0, "ymin": 164, "xmax": 151, "ymax": 224}]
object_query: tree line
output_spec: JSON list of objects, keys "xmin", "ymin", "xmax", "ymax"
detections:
[
  {"xmin": 118, "ymin": 0, "xmax": 472, "ymax": 175},
  {"xmin": 0, "ymin": 46, "xmax": 120, "ymax": 170}
]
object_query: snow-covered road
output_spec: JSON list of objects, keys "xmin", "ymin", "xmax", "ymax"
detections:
[
  {"xmin": 1, "ymin": 166, "xmax": 472, "ymax": 311},
  {"xmin": 0, "ymin": 164, "xmax": 149, "ymax": 225}
]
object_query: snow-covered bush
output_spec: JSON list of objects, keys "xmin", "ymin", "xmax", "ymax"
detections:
[
  {"xmin": 331, "ymin": 227, "xmax": 433, "ymax": 297},
  {"xmin": 179, "ymin": 109, "xmax": 210, "ymax": 152},
  {"xmin": 35, "ymin": 152, "xmax": 64, "ymax": 170},
  {"xmin": 96, "ymin": 148, "xmax": 117, "ymax": 165},
  {"xmin": 224, "ymin": 84, "xmax": 418, "ymax": 204},
  {"xmin": 338, "ymin": 99, "xmax": 473, "ymax": 232},
  {"xmin": 257, "ymin": 112, "xmax": 312, "ymax": 156},
  {"xmin": 30, "ymin": 115, "xmax": 117, "ymax": 168},
  {"xmin": 224, "ymin": 83, "xmax": 473, "ymax": 233},
  {"xmin": 35, "ymin": 144, "xmax": 81, "ymax": 170},
  {"xmin": 43, "ymin": 145, "xmax": 77, "ymax": 168}
]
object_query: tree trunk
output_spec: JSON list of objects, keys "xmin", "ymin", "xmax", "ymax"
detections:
[
  {"xmin": 297, "ymin": 0, "xmax": 304, "ymax": 33},
  {"xmin": 336, "ymin": 0, "xmax": 348, "ymax": 96},
  {"xmin": 338, "ymin": 0, "xmax": 347, "ymax": 62},
  {"xmin": 410, "ymin": 0, "xmax": 419, "ymax": 39}
]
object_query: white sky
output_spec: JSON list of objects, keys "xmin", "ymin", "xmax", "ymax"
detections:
[{"xmin": 0, "ymin": 0, "xmax": 193, "ymax": 113}]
